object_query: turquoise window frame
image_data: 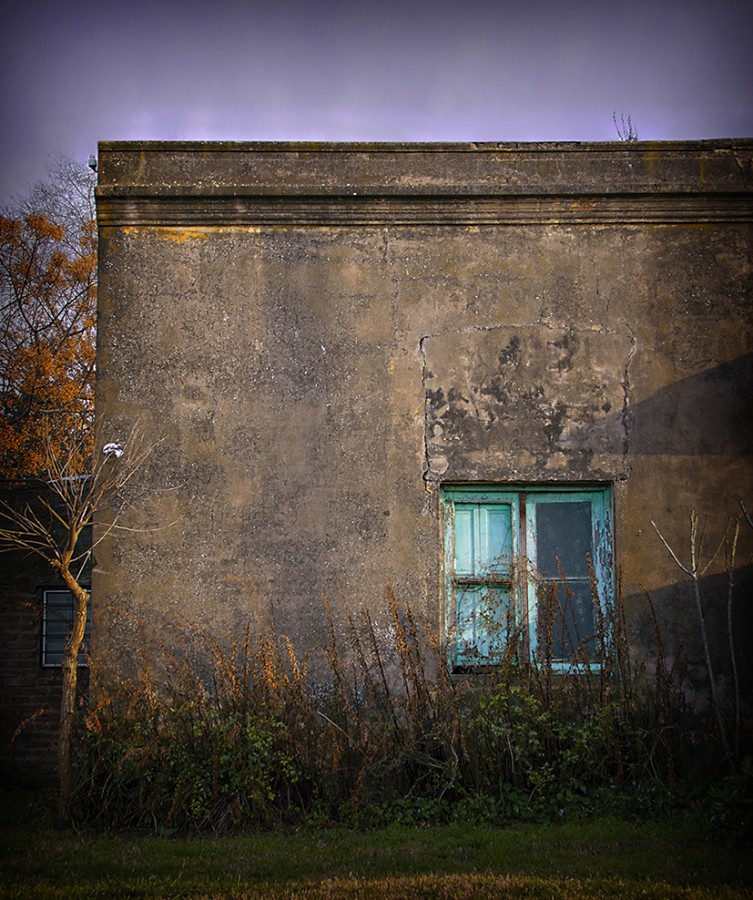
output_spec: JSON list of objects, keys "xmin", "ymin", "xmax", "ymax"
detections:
[{"xmin": 441, "ymin": 485, "xmax": 613, "ymax": 671}]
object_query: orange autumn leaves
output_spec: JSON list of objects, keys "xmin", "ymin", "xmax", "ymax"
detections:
[{"xmin": 0, "ymin": 208, "xmax": 96, "ymax": 477}]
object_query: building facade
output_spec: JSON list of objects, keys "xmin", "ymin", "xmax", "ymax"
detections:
[{"xmin": 94, "ymin": 142, "xmax": 753, "ymax": 698}]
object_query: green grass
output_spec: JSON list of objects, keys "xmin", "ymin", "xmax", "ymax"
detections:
[{"xmin": 0, "ymin": 789, "xmax": 751, "ymax": 898}]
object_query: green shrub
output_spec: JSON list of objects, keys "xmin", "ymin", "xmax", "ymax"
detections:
[{"xmin": 73, "ymin": 588, "xmax": 750, "ymax": 833}]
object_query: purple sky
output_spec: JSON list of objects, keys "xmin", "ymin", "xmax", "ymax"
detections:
[{"xmin": 2, "ymin": 0, "xmax": 751, "ymax": 202}]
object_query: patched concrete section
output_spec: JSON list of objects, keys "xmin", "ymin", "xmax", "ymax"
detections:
[
  {"xmin": 94, "ymin": 142, "xmax": 753, "ymax": 692},
  {"xmin": 423, "ymin": 327, "xmax": 633, "ymax": 481}
]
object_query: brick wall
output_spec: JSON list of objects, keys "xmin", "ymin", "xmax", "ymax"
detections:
[{"xmin": 0, "ymin": 484, "xmax": 90, "ymax": 784}]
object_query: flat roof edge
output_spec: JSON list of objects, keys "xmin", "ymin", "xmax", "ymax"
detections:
[
  {"xmin": 96, "ymin": 141, "xmax": 753, "ymax": 213},
  {"xmin": 97, "ymin": 139, "xmax": 753, "ymax": 153}
]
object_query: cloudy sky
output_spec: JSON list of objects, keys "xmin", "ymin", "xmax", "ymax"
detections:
[{"xmin": 2, "ymin": 0, "xmax": 751, "ymax": 202}]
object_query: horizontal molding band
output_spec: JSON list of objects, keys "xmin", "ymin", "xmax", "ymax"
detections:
[{"xmin": 97, "ymin": 193, "xmax": 753, "ymax": 226}]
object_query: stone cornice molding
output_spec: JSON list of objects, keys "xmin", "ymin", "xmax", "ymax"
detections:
[
  {"xmin": 96, "ymin": 141, "xmax": 753, "ymax": 226},
  {"xmin": 96, "ymin": 193, "xmax": 753, "ymax": 226}
]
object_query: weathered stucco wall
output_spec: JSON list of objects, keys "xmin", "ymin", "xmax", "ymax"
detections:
[{"xmin": 95, "ymin": 142, "xmax": 753, "ymax": 692}]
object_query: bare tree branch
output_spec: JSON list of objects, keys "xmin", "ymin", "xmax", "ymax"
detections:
[
  {"xmin": 740, "ymin": 499, "xmax": 753, "ymax": 531},
  {"xmin": 652, "ymin": 511, "xmax": 731, "ymax": 761}
]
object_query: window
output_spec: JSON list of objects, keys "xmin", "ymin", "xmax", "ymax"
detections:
[
  {"xmin": 442, "ymin": 485, "xmax": 613, "ymax": 670},
  {"xmin": 41, "ymin": 589, "xmax": 91, "ymax": 667}
]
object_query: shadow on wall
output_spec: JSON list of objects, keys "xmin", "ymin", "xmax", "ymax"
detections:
[
  {"xmin": 567, "ymin": 352, "xmax": 753, "ymax": 456},
  {"xmin": 625, "ymin": 562, "xmax": 753, "ymax": 713}
]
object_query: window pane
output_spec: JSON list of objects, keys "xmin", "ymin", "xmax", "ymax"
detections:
[
  {"xmin": 536, "ymin": 501, "xmax": 592, "ymax": 577},
  {"xmin": 454, "ymin": 502, "xmax": 513, "ymax": 577},
  {"xmin": 455, "ymin": 584, "xmax": 513, "ymax": 664},
  {"xmin": 454, "ymin": 507, "xmax": 475, "ymax": 575},
  {"xmin": 43, "ymin": 590, "xmax": 91, "ymax": 667},
  {"xmin": 480, "ymin": 504, "xmax": 513, "ymax": 574},
  {"xmin": 536, "ymin": 580, "xmax": 595, "ymax": 661}
]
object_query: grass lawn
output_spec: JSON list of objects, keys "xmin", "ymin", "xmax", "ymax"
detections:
[{"xmin": 0, "ymin": 788, "xmax": 750, "ymax": 898}]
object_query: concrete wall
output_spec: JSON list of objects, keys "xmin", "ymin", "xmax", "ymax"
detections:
[{"xmin": 95, "ymin": 142, "xmax": 753, "ymax": 696}]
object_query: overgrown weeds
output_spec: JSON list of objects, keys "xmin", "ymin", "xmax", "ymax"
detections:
[{"xmin": 73, "ymin": 584, "xmax": 750, "ymax": 834}]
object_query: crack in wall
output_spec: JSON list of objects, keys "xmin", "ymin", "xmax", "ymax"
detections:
[
  {"xmin": 733, "ymin": 153, "xmax": 752, "ymax": 182},
  {"xmin": 621, "ymin": 327, "xmax": 637, "ymax": 460},
  {"xmin": 418, "ymin": 333, "xmax": 432, "ymax": 486}
]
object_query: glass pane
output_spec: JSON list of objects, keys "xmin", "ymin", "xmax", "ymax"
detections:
[
  {"xmin": 45, "ymin": 592, "xmax": 72, "ymax": 636},
  {"xmin": 454, "ymin": 507, "xmax": 475, "ymax": 575},
  {"xmin": 536, "ymin": 501, "xmax": 592, "ymax": 578},
  {"xmin": 43, "ymin": 591, "xmax": 91, "ymax": 667},
  {"xmin": 454, "ymin": 502, "xmax": 513, "ymax": 578},
  {"xmin": 455, "ymin": 584, "xmax": 513, "ymax": 664},
  {"xmin": 480, "ymin": 504, "xmax": 513, "ymax": 574},
  {"xmin": 536, "ymin": 580, "xmax": 595, "ymax": 661},
  {"xmin": 45, "ymin": 635, "xmax": 67, "ymax": 654}
]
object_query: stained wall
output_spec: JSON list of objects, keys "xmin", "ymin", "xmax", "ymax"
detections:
[{"xmin": 95, "ymin": 142, "xmax": 753, "ymax": 696}]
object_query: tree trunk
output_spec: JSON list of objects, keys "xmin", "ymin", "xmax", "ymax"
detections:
[{"xmin": 56, "ymin": 568, "xmax": 89, "ymax": 826}]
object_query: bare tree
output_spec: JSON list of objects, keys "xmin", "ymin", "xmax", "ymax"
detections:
[
  {"xmin": 0, "ymin": 428, "xmax": 157, "ymax": 824},
  {"xmin": 651, "ymin": 512, "xmax": 734, "ymax": 762}
]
